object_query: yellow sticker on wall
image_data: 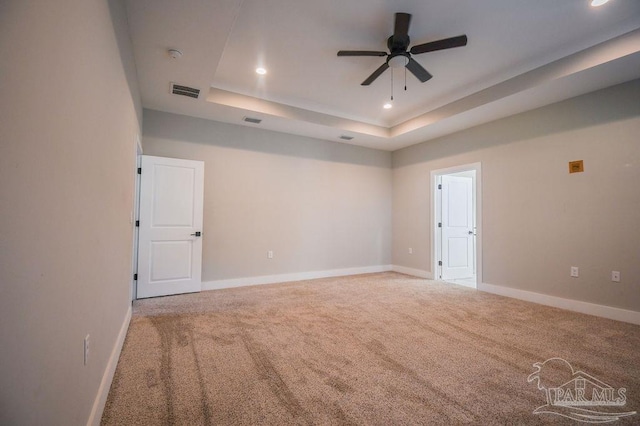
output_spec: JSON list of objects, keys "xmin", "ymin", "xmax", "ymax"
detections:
[{"xmin": 569, "ymin": 160, "xmax": 584, "ymax": 174}]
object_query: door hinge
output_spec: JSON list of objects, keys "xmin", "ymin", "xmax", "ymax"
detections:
[
  {"xmin": 137, "ymin": 167, "xmax": 141, "ymax": 174},
  {"xmin": 437, "ymin": 184, "xmax": 442, "ymax": 189},
  {"xmin": 133, "ymin": 273, "xmax": 138, "ymax": 281},
  {"xmin": 438, "ymin": 222, "xmax": 442, "ymax": 228},
  {"xmin": 438, "ymin": 261, "xmax": 442, "ymax": 266},
  {"xmin": 135, "ymin": 220, "xmax": 139, "ymax": 227}
]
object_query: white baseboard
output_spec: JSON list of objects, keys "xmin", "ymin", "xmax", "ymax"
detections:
[
  {"xmin": 87, "ymin": 305, "xmax": 132, "ymax": 426},
  {"xmin": 479, "ymin": 282, "xmax": 640, "ymax": 326},
  {"xmin": 391, "ymin": 265, "xmax": 433, "ymax": 279},
  {"xmin": 202, "ymin": 265, "xmax": 393, "ymax": 291}
]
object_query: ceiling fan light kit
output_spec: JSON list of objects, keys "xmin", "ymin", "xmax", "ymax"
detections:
[
  {"xmin": 388, "ymin": 55, "xmax": 409, "ymax": 68},
  {"xmin": 337, "ymin": 12, "xmax": 468, "ymax": 86}
]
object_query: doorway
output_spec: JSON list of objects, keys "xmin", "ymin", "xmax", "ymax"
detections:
[
  {"xmin": 432, "ymin": 163, "xmax": 481, "ymax": 288},
  {"xmin": 136, "ymin": 155, "xmax": 205, "ymax": 299}
]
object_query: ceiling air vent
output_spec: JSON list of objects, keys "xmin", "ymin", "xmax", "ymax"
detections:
[
  {"xmin": 243, "ymin": 117, "xmax": 262, "ymax": 124},
  {"xmin": 339, "ymin": 135, "xmax": 354, "ymax": 141},
  {"xmin": 170, "ymin": 83, "xmax": 200, "ymax": 99}
]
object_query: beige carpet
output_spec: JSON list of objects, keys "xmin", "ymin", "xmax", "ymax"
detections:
[{"xmin": 102, "ymin": 272, "xmax": 640, "ymax": 425}]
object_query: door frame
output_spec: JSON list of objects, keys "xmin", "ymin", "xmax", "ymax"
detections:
[
  {"xmin": 431, "ymin": 162, "xmax": 482, "ymax": 288},
  {"xmin": 131, "ymin": 136, "xmax": 142, "ymax": 301}
]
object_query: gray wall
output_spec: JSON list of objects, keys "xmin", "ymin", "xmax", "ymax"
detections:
[
  {"xmin": 0, "ymin": 0, "xmax": 140, "ymax": 424},
  {"xmin": 142, "ymin": 110, "xmax": 393, "ymax": 282},
  {"xmin": 393, "ymin": 79, "xmax": 640, "ymax": 312}
]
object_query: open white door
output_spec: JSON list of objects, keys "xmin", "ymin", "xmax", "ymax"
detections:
[
  {"xmin": 441, "ymin": 175, "xmax": 474, "ymax": 280},
  {"xmin": 137, "ymin": 155, "xmax": 204, "ymax": 299}
]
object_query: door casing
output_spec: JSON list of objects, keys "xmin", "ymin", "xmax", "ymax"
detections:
[
  {"xmin": 431, "ymin": 162, "xmax": 482, "ymax": 288},
  {"xmin": 131, "ymin": 136, "xmax": 142, "ymax": 302}
]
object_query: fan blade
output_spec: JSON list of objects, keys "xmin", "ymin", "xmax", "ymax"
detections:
[
  {"xmin": 406, "ymin": 58, "xmax": 432, "ymax": 83},
  {"xmin": 361, "ymin": 62, "xmax": 389, "ymax": 86},
  {"xmin": 410, "ymin": 35, "xmax": 468, "ymax": 55},
  {"xmin": 393, "ymin": 13, "xmax": 411, "ymax": 45},
  {"xmin": 337, "ymin": 50, "xmax": 387, "ymax": 57}
]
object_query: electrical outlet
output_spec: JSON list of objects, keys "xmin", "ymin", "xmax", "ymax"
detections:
[
  {"xmin": 408, "ymin": 248, "xmax": 413, "ymax": 254},
  {"xmin": 84, "ymin": 334, "xmax": 90, "ymax": 365},
  {"xmin": 267, "ymin": 250, "xmax": 273, "ymax": 259},
  {"xmin": 570, "ymin": 266, "xmax": 579, "ymax": 278},
  {"xmin": 612, "ymin": 271, "xmax": 621, "ymax": 283}
]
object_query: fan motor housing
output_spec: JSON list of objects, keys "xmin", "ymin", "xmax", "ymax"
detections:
[{"xmin": 387, "ymin": 35, "xmax": 410, "ymax": 52}]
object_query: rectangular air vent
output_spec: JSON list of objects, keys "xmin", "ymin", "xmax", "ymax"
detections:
[
  {"xmin": 170, "ymin": 83, "xmax": 200, "ymax": 99},
  {"xmin": 243, "ymin": 117, "xmax": 262, "ymax": 124},
  {"xmin": 339, "ymin": 135, "xmax": 354, "ymax": 140}
]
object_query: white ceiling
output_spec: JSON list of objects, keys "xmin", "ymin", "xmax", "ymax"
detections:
[{"xmin": 125, "ymin": 0, "xmax": 640, "ymax": 151}]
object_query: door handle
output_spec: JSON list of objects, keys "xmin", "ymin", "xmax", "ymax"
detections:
[{"xmin": 190, "ymin": 231, "xmax": 202, "ymax": 237}]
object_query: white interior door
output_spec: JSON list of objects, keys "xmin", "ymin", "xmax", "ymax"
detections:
[
  {"xmin": 441, "ymin": 175, "xmax": 474, "ymax": 280},
  {"xmin": 137, "ymin": 155, "xmax": 204, "ymax": 299}
]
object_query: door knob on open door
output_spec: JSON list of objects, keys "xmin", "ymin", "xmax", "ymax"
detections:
[
  {"xmin": 468, "ymin": 230, "xmax": 474, "ymax": 235},
  {"xmin": 191, "ymin": 231, "xmax": 202, "ymax": 237}
]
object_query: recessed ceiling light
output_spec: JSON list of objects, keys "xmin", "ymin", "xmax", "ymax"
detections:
[
  {"xmin": 168, "ymin": 49, "xmax": 183, "ymax": 59},
  {"xmin": 383, "ymin": 103, "xmax": 393, "ymax": 109},
  {"xmin": 256, "ymin": 67, "xmax": 267, "ymax": 75},
  {"xmin": 590, "ymin": 0, "xmax": 610, "ymax": 6}
]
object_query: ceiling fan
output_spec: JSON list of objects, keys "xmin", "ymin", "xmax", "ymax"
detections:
[{"xmin": 337, "ymin": 13, "xmax": 468, "ymax": 86}]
